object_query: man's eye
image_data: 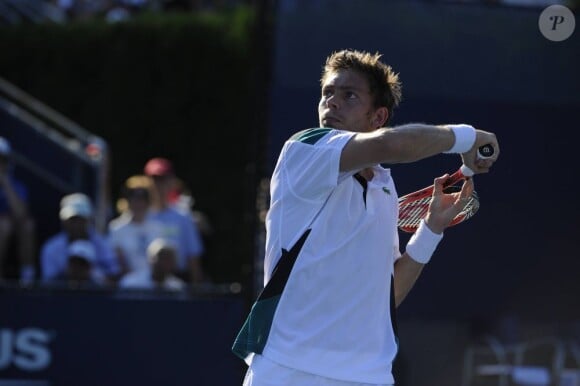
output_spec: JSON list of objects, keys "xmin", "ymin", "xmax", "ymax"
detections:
[
  {"xmin": 346, "ymin": 91, "xmax": 357, "ymax": 99},
  {"xmin": 322, "ymin": 89, "xmax": 333, "ymax": 97}
]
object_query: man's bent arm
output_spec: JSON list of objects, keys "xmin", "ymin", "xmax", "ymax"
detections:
[{"xmin": 393, "ymin": 253, "xmax": 425, "ymax": 307}]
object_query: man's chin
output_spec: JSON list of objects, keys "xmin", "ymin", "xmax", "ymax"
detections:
[{"xmin": 321, "ymin": 121, "xmax": 342, "ymax": 130}]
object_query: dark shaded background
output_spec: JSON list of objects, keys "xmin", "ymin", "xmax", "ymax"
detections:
[{"xmin": 0, "ymin": 1, "xmax": 579, "ymax": 385}]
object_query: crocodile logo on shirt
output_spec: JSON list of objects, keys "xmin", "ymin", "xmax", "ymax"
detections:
[{"xmin": 382, "ymin": 187, "xmax": 391, "ymax": 195}]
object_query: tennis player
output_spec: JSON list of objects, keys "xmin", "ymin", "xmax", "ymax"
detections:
[{"xmin": 233, "ymin": 49, "xmax": 499, "ymax": 385}]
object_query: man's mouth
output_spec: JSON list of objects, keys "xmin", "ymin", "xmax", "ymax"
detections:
[{"xmin": 322, "ymin": 116, "xmax": 340, "ymax": 126}]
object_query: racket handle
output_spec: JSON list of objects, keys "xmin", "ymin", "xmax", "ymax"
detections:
[
  {"xmin": 477, "ymin": 144, "xmax": 494, "ymax": 159},
  {"xmin": 462, "ymin": 144, "xmax": 494, "ymax": 176},
  {"xmin": 460, "ymin": 164, "xmax": 475, "ymax": 177}
]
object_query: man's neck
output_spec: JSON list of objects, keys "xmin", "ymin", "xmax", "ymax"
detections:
[
  {"xmin": 151, "ymin": 269, "xmax": 167, "ymax": 284},
  {"xmin": 359, "ymin": 167, "xmax": 374, "ymax": 181},
  {"xmin": 131, "ymin": 212, "xmax": 146, "ymax": 223}
]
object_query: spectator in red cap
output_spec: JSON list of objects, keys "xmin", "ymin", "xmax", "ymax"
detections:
[
  {"xmin": 144, "ymin": 157, "xmax": 173, "ymax": 178},
  {"xmin": 143, "ymin": 157, "xmax": 206, "ymax": 284}
]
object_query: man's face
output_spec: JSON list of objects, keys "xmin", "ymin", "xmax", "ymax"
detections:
[
  {"xmin": 127, "ymin": 189, "xmax": 150, "ymax": 215},
  {"xmin": 67, "ymin": 257, "xmax": 92, "ymax": 282},
  {"xmin": 62, "ymin": 216, "xmax": 89, "ymax": 239},
  {"xmin": 152, "ymin": 175, "xmax": 174, "ymax": 202},
  {"xmin": 153, "ymin": 249, "xmax": 176, "ymax": 276},
  {"xmin": 318, "ymin": 69, "xmax": 379, "ymax": 133}
]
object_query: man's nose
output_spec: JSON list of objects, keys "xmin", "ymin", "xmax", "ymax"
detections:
[{"xmin": 326, "ymin": 94, "xmax": 339, "ymax": 109}]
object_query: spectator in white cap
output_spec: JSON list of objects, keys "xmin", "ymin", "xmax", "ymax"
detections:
[
  {"xmin": 0, "ymin": 136, "xmax": 36, "ymax": 283},
  {"xmin": 119, "ymin": 238, "xmax": 185, "ymax": 291},
  {"xmin": 40, "ymin": 192, "xmax": 121, "ymax": 285}
]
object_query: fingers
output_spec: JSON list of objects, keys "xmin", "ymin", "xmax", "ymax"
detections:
[
  {"xmin": 460, "ymin": 178, "xmax": 474, "ymax": 199},
  {"xmin": 432, "ymin": 174, "xmax": 449, "ymax": 198},
  {"xmin": 449, "ymin": 179, "xmax": 474, "ymax": 215},
  {"xmin": 475, "ymin": 155, "xmax": 495, "ymax": 172},
  {"xmin": 427, "ymin": 175, "xmax": 476, "ymax": 232}
]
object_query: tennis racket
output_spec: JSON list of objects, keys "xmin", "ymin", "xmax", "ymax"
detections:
[{"xmin": 397, "ymin": 144, "xmax": 494, "ymax": 233}]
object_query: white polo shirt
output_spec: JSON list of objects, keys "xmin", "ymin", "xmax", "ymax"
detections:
[{"xmin": 234, "ymin": 128, "xmax": 401, "ymax": 384}]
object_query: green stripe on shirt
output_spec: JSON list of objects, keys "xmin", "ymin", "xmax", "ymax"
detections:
[{"xmin": 290, "ymin": 128, "xmax": 332, "ymax": 145}]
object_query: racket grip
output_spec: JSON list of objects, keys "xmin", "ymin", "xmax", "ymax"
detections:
[
  {"xmin": 460, "ymin": 164, "xmax": 475, "ymax": 177},
  {"xmin": 462, "ymin": 144, "xmax": 494, "ymax": 176},
  {"xmin": 477, "ymin": 144, "xmax": 494, "ymax": 159}
]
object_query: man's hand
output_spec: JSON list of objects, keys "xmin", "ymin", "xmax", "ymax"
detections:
[
  {"xmin": 461, "ymin": 129, "xmax": 500, "ymax": 174},
  {"xmin": 424, "ymin": 175, "xmax": 474, "ymax": 234}
]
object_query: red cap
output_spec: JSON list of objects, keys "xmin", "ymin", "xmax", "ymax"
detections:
[{"xmin": 144, "ymin": 157, "xmax": 173, "ymax": 177}]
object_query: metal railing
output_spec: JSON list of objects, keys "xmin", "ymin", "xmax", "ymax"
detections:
[
  {"xmin": 0, "ymin": 76, "xmax": 110, "ymax": 233},
  {"xmin": 0, "ymin": 0, "xmax": 65, "ymax": 25}
]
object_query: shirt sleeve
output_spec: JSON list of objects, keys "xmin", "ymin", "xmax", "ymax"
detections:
[
  {"xmin": 281, "ymin": 128, "xmax": 355, "ymax": 201},
  {"xmin": 40, "ymin": 236, "xmax": 69, "ymax": 281},
  {"xmin": 40, "ymin": 241, "xmax": 59, "ymax": 280},
  {"xmin": 94, "ymin": 234, "xmax": 121, "ymax": 275},
  {"xmin": 181, "ymin": 214, "xmax": 204, "ymax": 259},
  {"xmin": 393, "ymin": 231, "xmax": 403, "ymax": 262},
  {"xmin": 107, "ymin": 228, "xmax": 120, "ymax": 248}
]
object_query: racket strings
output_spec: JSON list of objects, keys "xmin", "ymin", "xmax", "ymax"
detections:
[
  {"xmin": 398, "ymin": 198, "xmax": 430, "ymax": 229},
  {"xmin": 458, "ymin": 192, "xmax": 479, "ymax": 221},
  {"xmin": 398, "ymin": 191, "xmax": 480, "ymax": 233}
]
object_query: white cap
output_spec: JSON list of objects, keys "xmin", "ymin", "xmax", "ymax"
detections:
[
  {"xmin": 147, "ymin": 238, "xmax": 177, "ymax": 258},
  {"xmin": 68, "ymin": 240, "xmax": 96, "ymax": 263},
  {"xmin": 0, "ymin": 137, "xmax": 11, "ymax": 156},
  {"xmin": 59, "ymin": 193, "xmax": 93, "ymax": 220}
]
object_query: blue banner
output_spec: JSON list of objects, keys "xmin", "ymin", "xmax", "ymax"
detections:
[{"xmin": 0, "ymin": 289, "xmax": 245, "ymax": 386}]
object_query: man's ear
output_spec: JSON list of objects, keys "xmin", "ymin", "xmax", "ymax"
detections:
[{"xmin": 372, "ymin": 107, "xmax": 389, "ymax": 128}]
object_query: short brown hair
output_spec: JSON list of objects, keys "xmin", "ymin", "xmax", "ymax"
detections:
[
  {"xmin": 116, "ymin": 175, "xmax": 153, "ymax": 213},
  {"xmin": 321, "ymin": 49, "xmax": 402, "ymax": 122}
]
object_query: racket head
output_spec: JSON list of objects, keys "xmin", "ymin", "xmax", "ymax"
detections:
[
  {"xmin": 397, "ymin": 186, "xmax": 480, "ymax": 233},
  {"xmin": 398, "ymin": 167, "xmax": 467, "ymax": 204}
]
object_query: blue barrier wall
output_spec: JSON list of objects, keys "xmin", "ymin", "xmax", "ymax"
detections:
[{"xmin": 0, "ymin": 290, "xmax": 245, "ymax": 386}]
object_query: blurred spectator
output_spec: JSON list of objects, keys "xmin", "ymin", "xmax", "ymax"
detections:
[
  {"xmin": 119, "ymin": 238, "xmax": 185, "ymax": 291},
  {"xmin": 51, "ymin": 239, "xmax": 101, "ymax": 289},
  {"xmin": 53, "ymin": 0, "xmax": 112, "ymax": 20},
  {"xmin": 0, "ymin": 137, "xmax": 36, "ymax": 284},
  {"xmin": 108, "ymin": 175, "xmax": 164, "ymax": 274},
  {"xmin": 105, "ymin": 0, "xmax": 150, "ymax": 22},
  {"xmin": 51, "ymin": 0, "xmax": 149, "ymax": 22},
  {"xmin": 170, "ymin": 176, "xmax": 215, "ymax": 280},
  {"xmin": 40, "ymin": 193, "xmax": 121, "ymax": 285},
  {"xmin": 144, "ymin": 157, "xmax": 206, "ymax": 284},
  {"xmin": 50, "ymin": 0, "xmax": 251, "ymax": 24},
  {"xmin": 167, "ymin": 177, "xmax": 193, "ymax": 216}
]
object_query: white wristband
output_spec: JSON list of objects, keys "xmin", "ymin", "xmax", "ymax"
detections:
[
  {"xmin": 444, "ymin": 124, "xmax": 476, "ymax": 154},
  {"xmin": 405, "ymin": 220, "xmax": 444, "ymax": 264}
]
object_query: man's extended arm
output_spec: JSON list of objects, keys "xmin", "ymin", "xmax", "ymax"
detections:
[{"xmin": 339, "ymin": 123, "xmax": 499, "ymax": 173}]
